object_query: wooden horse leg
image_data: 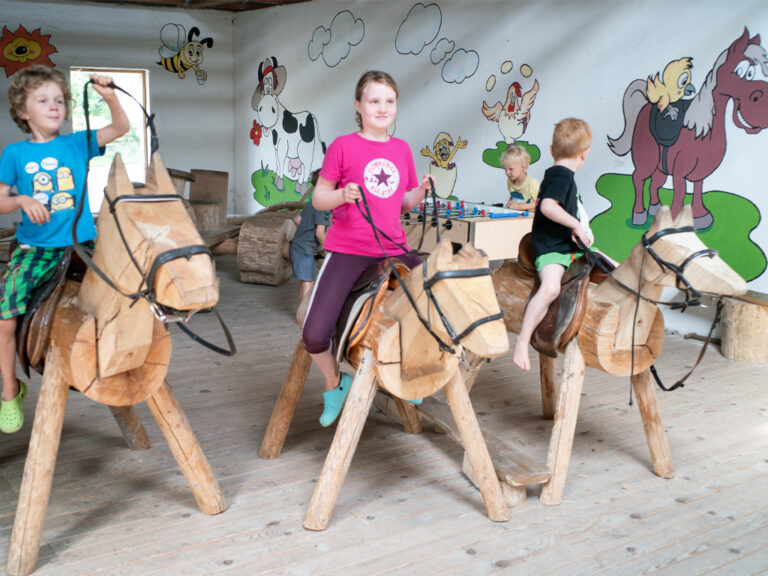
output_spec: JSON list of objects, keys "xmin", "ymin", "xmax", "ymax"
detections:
[
  {"xmin": 259, "ymin": 338, "xmax": 312, "ymax": 459},
  {"xmin": 540, "ymin": 339, "xmax": 585, "ymax": 506},
  {"xmin": 146, "ymin": 379, "xmax": 226, "ymax": 515},
  {"xmin": 109, "ymin": 405, "xmax": 151, "ymax": 450},
  {"xmin": 632, "ymin": 369, "xmax": 675, "ymax": 478},
  {"xmin": 304, "ymin": 349, "xmax": 377, "ymax": 531},
  {"xmin": 7, "ymin": 346, "xmax": 70, "ymax": 576},
  {"xmin": 445, "ymin": 371, "xmax": 509, "ymax": 522},
  {"xmin": 539, "ymin": 354, "xmax": 558, "ymax": 420}
]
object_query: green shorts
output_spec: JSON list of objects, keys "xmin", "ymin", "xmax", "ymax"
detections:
[
  {"xmin": 535, "ymin": 251, "xmax": 584, "ymax": 272},
  {"xmin": 0, "ymin": 244, "xmax": 69, "ymax": 319}
]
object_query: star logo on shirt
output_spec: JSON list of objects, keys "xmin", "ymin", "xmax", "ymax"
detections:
[{"xmin": 364, "ymin": 158, "xmax": 399, "ymax": 199}]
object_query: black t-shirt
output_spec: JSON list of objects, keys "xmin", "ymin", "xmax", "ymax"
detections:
[{"xmin": 531, "ymin": 165, "xmax": 579, "ymax": 258}]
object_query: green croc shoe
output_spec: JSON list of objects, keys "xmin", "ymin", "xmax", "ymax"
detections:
[
  {"xmin": 320, "ymin": 373, "xmax": 352, "ymax": 427},
  {"xmin": 0, "ymin": 380, "xmax": 27, "ymax": 434}
]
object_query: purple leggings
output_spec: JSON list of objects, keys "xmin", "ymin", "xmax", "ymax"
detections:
[{"xmin": 302, "ymin": 251, "xmax": 422, "ymax": 354}]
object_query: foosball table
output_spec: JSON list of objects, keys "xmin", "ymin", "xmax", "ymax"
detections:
[{"xmin": 401, "ymin": 198, "xmax": 533, "ymax": 260}]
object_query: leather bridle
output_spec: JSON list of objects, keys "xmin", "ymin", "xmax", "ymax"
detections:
[{"xmin": 73, "ymin": 80, "xmax": 235, "ymax": 356}]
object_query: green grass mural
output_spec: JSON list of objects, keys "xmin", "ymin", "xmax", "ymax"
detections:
[
  {"xmin": 591, "ymin": 173, "xmax": 765, "ymax": 281},
  {"xmin": 251, "ymin": 162, "xmax": 303, "ymax": 206}
]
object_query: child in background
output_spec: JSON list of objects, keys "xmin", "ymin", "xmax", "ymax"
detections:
[
  {"xmin": 303, "ymin": 70, "xmax": 434, "ymax": 427},
  {"xmin": 502, "ymin": 143, "xmax": 540, "ymax": 212},
  {"xmin": 512, "ymin": 118, "xmax": 594, "ymax": 371},
  {"xmin": 290, "ymin": 171, "xmax": 331, "ymax": 306},
  {"xmin": 0, "ymin": 65, "xmax": 129, "ymax": 433}
]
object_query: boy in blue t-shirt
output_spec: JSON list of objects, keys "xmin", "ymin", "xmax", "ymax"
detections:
[{"xmin": 0, "ymin": 64, "xmax": 129, "ymax": 433}]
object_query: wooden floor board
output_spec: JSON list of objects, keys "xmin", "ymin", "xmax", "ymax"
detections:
[{"xmin": 1, "ymin": 254, "xmax": 766, "ymax": 575}]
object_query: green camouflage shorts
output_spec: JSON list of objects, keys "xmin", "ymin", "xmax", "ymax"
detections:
[{"xmin": 0, "ymin": 244, "xmax": 68, "ymax": 320}]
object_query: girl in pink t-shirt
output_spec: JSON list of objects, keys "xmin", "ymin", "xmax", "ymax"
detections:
[{"xmin": 303, "ymin": 70, "xmax": 434, "ymax": 427}]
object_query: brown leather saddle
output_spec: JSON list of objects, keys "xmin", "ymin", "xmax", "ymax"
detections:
[
  {"xmin": 518, "ymin": 233, "xmax": 613, "ymax": 358},
  {"xmin": 333, "ymin": 257, "xmax": 410, "ymax": 365},
  {"xmin": 16, "ymin": 246, "xmax": 89, "ymax": 376}
]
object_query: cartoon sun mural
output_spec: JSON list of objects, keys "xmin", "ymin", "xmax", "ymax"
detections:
[{"xmin": 0, "ymin": 25, "xmax": 57, "ymax": 77}]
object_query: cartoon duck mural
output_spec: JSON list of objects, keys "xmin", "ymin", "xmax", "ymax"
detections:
[
  {"xmin": 421, "ymin": 132, "xmax": 467, "ymax": 198},
  {"xmin": 482, "ymin": 80, "xmax": 539, "ymax": 143}
]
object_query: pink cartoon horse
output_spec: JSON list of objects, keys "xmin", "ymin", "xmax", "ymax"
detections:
[{"xmin": 609, "ymin": 28, "xmax": 768, "ymax": 229}]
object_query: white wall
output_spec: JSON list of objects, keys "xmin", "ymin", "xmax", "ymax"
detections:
[{"xmin": 0, "ymin": 0, "xmax": 235, "ymax": 222}]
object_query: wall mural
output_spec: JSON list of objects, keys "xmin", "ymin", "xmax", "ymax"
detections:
[
  {"xmin": 250, "ymin": 56, "xmax": 325, "ymax": 205},
  {"xmin": 157, "ymin": 23, "xmax": 214, "ymax": 85},
  {"xmin": 594, "ymin": 28, "xmax": 768, "ymax": 281},
  {"xmin": 308, "ymin": 10, "xmax": 364, "ymax": 67},
  {"xmin": 420, "ymin": 132, "xmax": 467, "ymax": 198},
  {"xmin": 396, "ymin": 2, "xmax": 479, "ymax": 85},
  {"xmin": 480, "ymin": 61, "xmax": 541, "ymax": 191},
  {"xmin": 0, "ymin": 24, "xmax": 57, "ymax": 77}
]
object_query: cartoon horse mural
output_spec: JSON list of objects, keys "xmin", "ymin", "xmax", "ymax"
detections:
[
  {"xmin": 608, "ymin": 28, "xmax": 768, "ymax": 229},
  {"xmin": 251, "ymin": 56, "xmax": 325, "ymax": 196}
]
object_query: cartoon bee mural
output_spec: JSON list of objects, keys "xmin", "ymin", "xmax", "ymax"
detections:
[{"xmin": 157, "ymin": 23, "xmax": 213, "ymax": 85}]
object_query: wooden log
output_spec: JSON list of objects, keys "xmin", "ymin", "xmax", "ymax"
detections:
[
  {"xmin": 182, "ymin": 198, "xmax": 198, "ymax": 228},
  {"xmin": 540, "ymin": 339, "xmax": 586, "ymax": 506},
  {"xmin": 7, "ymin": 345, "xmax": 70, "ymax": 576},
  {"xmin": 721, "ymin": 294, "xmax": 768, "ymax": 362},
  {"xmin": 444, "ymin": 371, "xmax": 509, "ymax": 522},
  {"xmin": 146, "ymin": 379, "xmax": 227, "ymax": 515},
  {"xmin": 259, "ymin": 338, "xmax": 312, "ymax": 459},
  {"xmin": 191, "ymin": 201, "xmax": 222, "ymax": 232},
  {"xmin": 632, "ymin": 369, "xmax": 675, "ymax": 478},
  {"xmin": 109, "ymin": 405, "xmax": 151, "ymax": 450},
  {"xmin": 189, "ymin": 169, "xmax": 228, "ymax": 227},
  {"xmin": 539, "ymin": 354, "xmax": 557, "ymax": 420},
  {"xmin": 304, "ymin": 349, "xmax": 378, "ymax": 531},
  {"xmin": 211, "ymin": 237, "xmax": 238, "ymax": 255},
  {"xmin": 237, "ymin": 211, "xmax": 297, "ymax": 286}
]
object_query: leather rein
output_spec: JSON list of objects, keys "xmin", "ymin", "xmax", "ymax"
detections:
[
  {"xmin": 584, "ymin": 225, "xmax": 720, "ymax": 395},
  {"xmin": 72, "ymin": 80, "xmax": 235, "ymax": 356},
  {"xmin": 355, "ymin": 183, "xmax": 503, "ymax": 357}
]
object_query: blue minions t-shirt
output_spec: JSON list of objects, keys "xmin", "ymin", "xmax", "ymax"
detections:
[{"xmin": 0, "ymin": 131, "xmax": 104, "ymax": 248}]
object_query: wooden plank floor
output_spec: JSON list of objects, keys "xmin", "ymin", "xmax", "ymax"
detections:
[{"xmin": 1, "ymin": 254, "xmax": 766, "ymax": 575}]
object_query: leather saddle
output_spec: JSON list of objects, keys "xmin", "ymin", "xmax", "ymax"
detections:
[
  {"xmin": 333, "ymin": 257, "xmax": 410, "ymax": 366},
  {"xmin": 16, "ymin": 246, "xmax": 89, "ymax": 377},
  {"xmin": 517, "ymin": 233, "xmax": 614, "ymax": 358}
]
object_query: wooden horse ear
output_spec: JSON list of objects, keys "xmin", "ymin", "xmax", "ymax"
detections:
[
  {"xmin": 672, "ymin": 204, "xmax": 694, "ymax": 228},
  {"xmin": 105, "ymin": 153, "xmax": 133, "ymax": 202},
  {"xmin": 144, "ymin": 152, "xmax": 175, "ymax": 196},
  {"xmin": 647, "ymin": 204, "xmax": 673, "ymax": 234}
]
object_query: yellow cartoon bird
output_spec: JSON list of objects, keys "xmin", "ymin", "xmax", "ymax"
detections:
[
  {"xmin": 421, "ymin": 132, "xmax": 468, "ymax": 199},
  {"xmin": 56, "ymin": 166, "xmax": 75, "ymax": 191},
  {"xmin": 50, "ymin": 192, "xmax": 74, "ymax": 212},
  {"xmin": 32, "ymin": 171, "xmax": 53, "ymax": 194},
  {"xmin": 646, "ymin": 57, "xmax": 695, "ymax": 118}
]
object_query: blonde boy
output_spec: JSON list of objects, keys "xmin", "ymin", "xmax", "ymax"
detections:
[
  {"xmin": 501, "ymin": 144, "xmax": 540, "ymax": 212},
  {"xmin": 512, "ymin": 118, "xmax": 593, "ymax": 371}
]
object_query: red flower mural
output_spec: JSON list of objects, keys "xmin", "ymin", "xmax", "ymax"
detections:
[
  {"xmin": 250, "ymin": 120, "xmax": 263, "ymax": 146},
  {"xmin": 0, "ymin": 25, "xmax": 57, "ymax": 77}
]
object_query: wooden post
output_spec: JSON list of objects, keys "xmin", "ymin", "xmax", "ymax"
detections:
[
  {"xmin": 7, "ymin": 346, "xmax": 70, "ymax": 576},
  {"xmin": 445, "ymin": 371, "xmax": 509, "ymax": 522},
  {"xmin": 539, "ymin": 353, "xmax": 557, "ymax": 420},
  {"xmin": 632, "ymin": 369, "xmax": 675, "ymax": 478},
  {"xmin": 109, "ymin": 405, "xmax": 151, "ymax": 450},
  {"xmin": 259, "ymin": 338, "xmax": 312, "ymax": 459},
  {"xmin": 146, "ymin": 380, "xmax": 227, "ymax": 515},
  {"xmin": 540, "ymin": 339, "xmax": 586, "ymax": 506},
  {"xmin": 304, "ymin": 350, "xmax": 377, "ymax": 531},
  {"xmin": 721, "ymin": 295, "xmax": 768, "ymax": 362}
]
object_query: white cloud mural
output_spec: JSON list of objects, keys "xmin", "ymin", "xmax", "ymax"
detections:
[
  {"xmin": 442, "ymin": 48, "xmax": 479, "ymax": 83},
  {"xmin": 395, "ymin": 3, "xmax": 442, "ymax": 55},
  {"xmin": 308, "ymin": 10, "xmax": 365, "ymax": 67}
]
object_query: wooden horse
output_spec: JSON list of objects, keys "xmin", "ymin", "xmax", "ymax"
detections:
[
  {"xmin": 260, "ymin": 239, "xmax": 512, "ymax": 529},
  {"xmin": 7, "ymin": 154, "xmax": 227, "ymax": 576},
  {"xmin": 492, "ymin": 205, "xmax": 747, "ymax": 505}
]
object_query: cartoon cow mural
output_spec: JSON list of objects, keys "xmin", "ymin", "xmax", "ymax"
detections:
[{"xmin": 251, "ymin": 57, "xmax": 325, "ymax": 195}]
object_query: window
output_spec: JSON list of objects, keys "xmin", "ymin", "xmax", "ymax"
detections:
[{"xmin": 70, "ymin": 68, "xmax": 149, "ymax": 213}]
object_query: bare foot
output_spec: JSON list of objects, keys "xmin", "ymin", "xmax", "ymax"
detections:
[{"xmin": 512, "ymin": 340, "xmax": 531, "ymax": 371}]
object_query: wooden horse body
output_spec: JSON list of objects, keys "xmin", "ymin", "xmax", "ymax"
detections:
[
  {"xmin": 8, "ymin": 154, "xmax": 226, "ymax": 576},
  {"xmin": 491, "ymin": 205, "xmax": 747, "ymax": 504},
  {"xmin": 261, "ymin": 239, "xmax": 512, "ymax": 529}
]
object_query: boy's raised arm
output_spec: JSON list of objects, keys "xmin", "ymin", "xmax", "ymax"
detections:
[{"xmin": 91, "ymin": 75, "xmax": 129, "ymax": 147}]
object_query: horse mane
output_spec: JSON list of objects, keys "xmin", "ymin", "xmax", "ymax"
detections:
[
  {"xmin": 683, "ymin": 49, "xmax": 726, "ymax": 138},
  {"xmin": 745, "ymin": 42, "xmax": 768, "ymax": 77}
]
